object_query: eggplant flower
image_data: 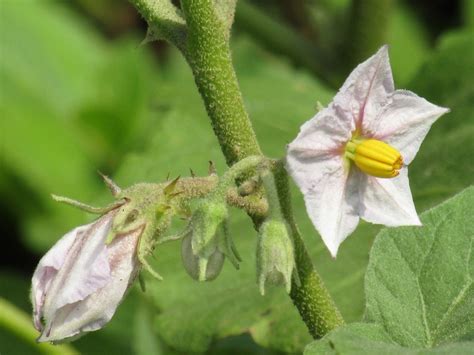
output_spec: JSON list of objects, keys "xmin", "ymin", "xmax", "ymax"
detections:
[
  {"xmin": 286, "ymin": 46, "xmax": 449, "ymax": 257},
  {"xmin": 31, "ymin": 209, "xmax": 141, "ymax": 343}
]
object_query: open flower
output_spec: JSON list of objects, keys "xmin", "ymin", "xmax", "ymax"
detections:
[
  {"xmin": 31, "ymin": 209, "xmax": 141, "ymax": 342},
  {"xmin": 286, "ymin": 45, "xmax": 449, "ymax": 257}
]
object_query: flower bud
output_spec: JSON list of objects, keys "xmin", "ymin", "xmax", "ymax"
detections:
[
  {"xmin": 31, "ymin": 208, "xmax": 141, "ymax": 343},
  {"xmin": 256, "ymin": 219, "xmax": 295, "ymax": 296},
  {"xmin": 181, "ymin": 229, "xmax": 225, "ymax": 281},
  {"xmin": 190, "ymin": 199, "xmax": 228, "ymax": 258},
  {"xmin": 181, "ymin": 199, "xmax": 240, "ymax": 281}
]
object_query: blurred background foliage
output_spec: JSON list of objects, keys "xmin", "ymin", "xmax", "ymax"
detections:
[{"xmin": 0, "ymin": 0, "xmax": 473, "ymax": 354}]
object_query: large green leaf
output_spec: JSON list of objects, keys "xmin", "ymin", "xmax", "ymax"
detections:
[
  {"xmin": 304, "ymin": 323, "xmax": 474, "ymax": 355},
  {"xmin": 305, "ymin": 187, "xmax": 474, "ymax": 354},
  {"xmin": 365, "ymin": 187, "xmax": 474, "ymax": 347}
]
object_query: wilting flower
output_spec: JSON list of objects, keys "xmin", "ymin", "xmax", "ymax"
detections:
[
  {"xmin": 31, "ymin": 209, "xmax": 141, "ymax": 343},
  {"xmin": 286, "ymin": 45, "xmax": 449, "ymax": 257}
]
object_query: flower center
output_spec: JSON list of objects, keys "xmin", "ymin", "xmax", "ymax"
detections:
[{"xmin": 345, "ymin": 138, "xmax": 403, "ymax": 178}]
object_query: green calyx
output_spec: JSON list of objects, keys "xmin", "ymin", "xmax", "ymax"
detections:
[
  {"xmin": 257, "ymin": 219, "xmax": 295, "ymax": 296},
  {"xmin": 182, "ymin": 198, "xmax": 241, "ymax": 281}
]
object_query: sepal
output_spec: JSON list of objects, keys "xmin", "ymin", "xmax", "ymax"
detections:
[{"xmin": 256, "ymin": 219, "xmax": 295, "ymax": 295}]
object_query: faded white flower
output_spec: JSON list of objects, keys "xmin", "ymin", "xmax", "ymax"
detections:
[
  {"xmin": 286, "ymin": 45, "xmax": 449, "ymax": 257},
  {"xmin": 31, "ymin": 209, "xmax": 141, "ymax": 343}
]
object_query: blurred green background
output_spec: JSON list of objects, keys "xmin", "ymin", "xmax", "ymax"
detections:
[{"xmin": 0, "ymin": 0, "xmax": 473, "ymax": 354}]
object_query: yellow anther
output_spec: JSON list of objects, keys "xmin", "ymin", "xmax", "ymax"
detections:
[{"xmin": 345, "ymin": 139, "xmax": 403, "ymax": 178}]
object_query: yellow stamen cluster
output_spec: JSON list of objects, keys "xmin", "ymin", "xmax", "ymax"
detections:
[{"xmin": 345, "ymin": 139, "xmax": 403, "ymax": 178}]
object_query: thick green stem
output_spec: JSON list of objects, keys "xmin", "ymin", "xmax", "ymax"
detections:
[
  {"xmin": 274, "ymin": 161, "xmax": 344, "ymax": 338},
  {"xmin": 181, "ymin": 0, "xmax": 261, "ymax": 166},
  {"xmin": 345, "ymin": 0, "xmax": 394, "ymax": 68}
]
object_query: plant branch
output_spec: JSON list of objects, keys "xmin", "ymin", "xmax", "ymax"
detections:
[
  {"xmin": 181, "ymin": 0, "xmax": 262, "ymax": 166},
  {"xmin": 273, "ymin": 161, "xmax": 344, "ymax": 338}
]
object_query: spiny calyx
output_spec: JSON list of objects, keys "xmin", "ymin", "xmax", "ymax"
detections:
[{"xmin": 345, "ymin": 138, "xmax": 403, "ymax": 178}]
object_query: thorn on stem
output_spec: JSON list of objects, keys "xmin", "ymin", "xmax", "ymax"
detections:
[
  {"xmin": 164, "ymin": 176, "xmax": 180, "ymax": 195},
  {"xmin": 98, "ymin": 171, "xmax": 121, "ymax": 197}
]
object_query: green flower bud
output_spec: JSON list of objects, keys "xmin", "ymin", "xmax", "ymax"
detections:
[
  {"xmin": 190, "ymin": 199, "xmax": 228, "ymax": 258},
  {"xmin": 181, "ymin": 229, "xmax": 225, "ymax": 281},
  {"xmin": 256, "ymin": 219, "xmax": 295, "ymax": 296},
  {"xmin": 181, "ymin": 199, "xmax": 240, "ymax": 281}
]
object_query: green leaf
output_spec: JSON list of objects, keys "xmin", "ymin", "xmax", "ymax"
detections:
[
  {"xmin": 365, "ymin": 187, "xmax": 474, "ymax": 347},
  {"xmin": 304, "ymin": 323, "xmax": 474, "ymax": 355}
]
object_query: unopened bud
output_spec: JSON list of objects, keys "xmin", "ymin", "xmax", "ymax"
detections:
[
  {"xmin": 189, "ymin": 199, "xmax": 227, "ymax": 257},
  {"xmin": 181, "ymin": 229, "xmax": 225, "ymax": 281},
  {"xmin": 31, "ymin": 208, "xmax": 142, "ymax": 343},
  {"xmin": 256, "ymin": 219, "xmax": 295, "ymax": 296},
  {"xmin": 181, "ymin": 199, "xmax": 240, "ymax": 281}
]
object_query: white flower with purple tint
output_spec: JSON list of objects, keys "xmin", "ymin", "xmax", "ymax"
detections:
[
  {"xmin": 31, "ymin": 209, "xmax": 141, "ymax": 343},
  {"xmin": 286, "ymin": 46, "xmax": 449, "ymax": 257}
]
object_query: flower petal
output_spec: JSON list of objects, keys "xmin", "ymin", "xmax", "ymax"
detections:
[
  {"xmin": 31, "ymin": 223, "xmax": 92, "ymax": 331},
  {"xmin": 287, "ymin": 102, "xmax": 355, "ymax": 158},
  {"xmin": 335, "ymin": 45, "xmax": 394, "ymax": 131},
  {"xmin": 38, "ymin": 227, "xmax": 141, "ymax": 343},
  {"xmin": 367, "ymin": 90, "xmax": 449, "ymax": 164},
  {"xmin": 42, "ymin": 212, "xmax": 115, "ymax": 320},
  {"xmin": 286, "ymin": 154, "xmax": 360, "ymax": 257},
  {"xmin": 358, "ymin": 168, "xmax": 421, "ymax": 226}
]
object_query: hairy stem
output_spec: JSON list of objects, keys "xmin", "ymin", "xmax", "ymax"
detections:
[
  {"xmin": 273, "ymin": 161, "xmax": 344, "ymax": 337},
  {"xmin": 181, "ymin": 0, "xmax": 261, "ymax": 166}
]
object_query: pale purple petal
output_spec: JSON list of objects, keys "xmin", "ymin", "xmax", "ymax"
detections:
[
  {"xmin": 38, "ymin": 226, "xmax": 141, "ymax": 342},
  {"xmin": 41, "ymin": 212, "xmax": 116, "ymax": 324},
  {"xmin": 287, "ymin": 103, "xmax": 355, "ymax": 158},
  {"xmin": 334, "ymin": 45, "xmax": 394, "ymax": 132},
  {"xmin": 286, "ymin": 153, "xmax": 360, "ymax": 257},
  {"xmin": 52, "ymin": 217, "xmax": 112, "ymax": 307},
  {"xmin": 358, "ymin": 168, "xmax": 421, "ymax": 226},
  {"xmin": 366, "ymin": 90, "xmax": 449, "ymax": 164},
  {"xmin": 31, "ymin": 223, "xmax": 92, "ymax": 330}
]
